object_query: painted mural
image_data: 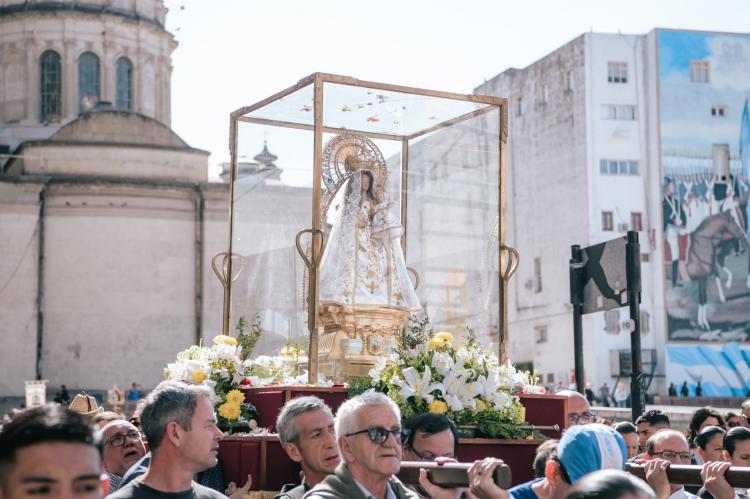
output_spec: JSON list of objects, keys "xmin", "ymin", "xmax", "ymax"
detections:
[{"xmin": 660, "ymin": 31, "xmax": 750, "ymax": 351}]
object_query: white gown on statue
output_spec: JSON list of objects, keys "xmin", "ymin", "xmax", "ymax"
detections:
[{"xmin": 320, "ymin": 170, "xmax": 421, "ymax": 312}]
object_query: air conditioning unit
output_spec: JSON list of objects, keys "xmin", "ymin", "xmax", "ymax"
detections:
[{"xmin": 617, "ymin": 223, "xmax": 629, "ymax": 232}]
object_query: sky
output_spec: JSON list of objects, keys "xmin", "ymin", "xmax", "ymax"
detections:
[{"xmin": 161, "ymin": 0, "xmax": 750, "ymax": 178}]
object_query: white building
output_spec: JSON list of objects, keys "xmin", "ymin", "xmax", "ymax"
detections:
[{"xmin": 477, "ymin": 29, "xmax": 750, "ymax": 397}]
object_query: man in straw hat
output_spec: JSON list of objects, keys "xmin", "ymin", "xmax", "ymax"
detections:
[{"xmin": 69, "ymin": 392, "xmax": 104, "ymax": 421}]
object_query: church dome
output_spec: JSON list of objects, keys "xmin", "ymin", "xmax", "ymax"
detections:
[{"xmin": 50, "ymin": 108, "xmax": 191, "ymax": 150}]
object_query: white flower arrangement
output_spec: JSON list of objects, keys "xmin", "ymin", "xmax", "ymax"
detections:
[{"xmin": 369, "ymin": 317, "xmax": 544, "ymax": 439}]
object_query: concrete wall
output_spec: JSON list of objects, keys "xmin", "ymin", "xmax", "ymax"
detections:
[
  {"xmin": 0, "ymin": 181, "xmax": 43, "ymax": 393},
  {"xmin": 585, "ymin": 33, "xmax": 661, "ymax": 391},
  {"xmin": 476, "ymin": 35, "xmax": 590, "ymax": 386},
  {"xmin": 0, "ymin": 178, "xmax": 229, "ymax": 395}
]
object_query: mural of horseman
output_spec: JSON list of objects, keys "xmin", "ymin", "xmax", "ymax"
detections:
[{"xmin": 686, "ymin": 210, "xmax": 750, "ymax": 331}]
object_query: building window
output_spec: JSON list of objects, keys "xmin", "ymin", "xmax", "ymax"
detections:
[
  {"xmin": 535, "ymin": 325, "xmax": 548, "ymax": 344},
  {"xmin": 602, "ymin": 105, "xmax": 636, "ymax": 121},
  {"xmin": 40, "ymin": 50, "xmax": 62, "ymax": 122},
  {"xmin": 690, "ymin": 60, "xmax": 710, "ymax": 83},
  {"xmin": 541, "ymin": 84, "xmax": 549, "ymax": 105},
  {"xmin": 116, "ymin": 57, "xmax": 133, "ymax": 111},
  {"xmin": 711, "ymin": 105, "xmax": 726, "ymax": 118},
  {"xmin": 604, "ymin": 309, "xmax": 621, "ymax": 333},
  {"xmin": 566, "ymin": 71, "xmax": 575, "ymax": 92},
  {"xmin": 640, "ymin": 310, "xmax": 650, "ymax": 334},
  {"xmin": 516, "ymin": 96, "xmax": 525, "ymax": 116},
  {"xmin": 602, "ymin": 211, "xmax": 613, "ymax": 231},
  {"xmin": 607, "ymin": 62, "xmax": 628, "ymax": 83},
  {"xmin": 641, "ymin": 253, "xmax": 650, "ymax": 262},
  {"xmin": 631, "ymin": 212, "xmax": 643, "ymax": 231},
  {"xmin": 600, "ymin": 159, "xmax": 639, "ymax": 176},
  {"xmin": 533, "ymin": 257, "xmax": 542, "ymax": 293},
  {"xmin": 78, "ymin": 51, "xmax": 101, "ymax": 112}
]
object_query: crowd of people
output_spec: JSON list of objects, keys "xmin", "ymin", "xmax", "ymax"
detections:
[{"xmin": 2, "ymin": 383, "xmax": 750, "ymax": 499}]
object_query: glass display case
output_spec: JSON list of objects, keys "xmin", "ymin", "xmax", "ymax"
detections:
[{"xmin": 224, "ymin": 73, "xmax": 516, "ymax": 382}]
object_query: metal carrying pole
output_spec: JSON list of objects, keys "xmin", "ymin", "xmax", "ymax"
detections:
[
  {"xmin": 626, "ymin": 231, "xmax": 644, "ymax": 419},
  {"xmin": 569, "ymin": 245, "xmax": 585, "ymax": 394}
]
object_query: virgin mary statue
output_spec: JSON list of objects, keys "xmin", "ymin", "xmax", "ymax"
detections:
[{"xmin": 319, "ymin": 169, "xmax": 421, "ymax": 316}]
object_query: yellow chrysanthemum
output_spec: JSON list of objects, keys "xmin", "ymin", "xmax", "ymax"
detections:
[
  {"xmin": 213, "ymin": 335, "xmax": 238, "ymax": 346},
  {"xmin": 475, "ymin": 399, "xmax": 487, "ymax": 412},
  {"xmin": 428, "ymin": 400, "xmax": 448, "ymax": 414},
  {"xmin": 428, "ymin": 337, "xmax": 444, "ymax": 349},
  {"xmin": 226, "ymin": 389, "xmax": 245, "ymax": 405},
  {"xmin": 191, "ymin": 368, "xmax": 207, "ymax": 384},
  {"xmin": 434, "ymin": 332, "xmax": 453, "ymax": 345},
  {"xmin": 218, "ymin": 401, "xmax": 241, "ymax": 421}
]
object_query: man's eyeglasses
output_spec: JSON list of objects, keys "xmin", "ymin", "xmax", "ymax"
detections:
[
  {"xmin": 568, "ymin": 411, "xmax": 597, "ymax": 425},
  {"xmin": 409, "ymin": 446, "xmax": 455, "ymax": 462},
  {"xmin": 105, "ymin": 430, "xmax": 141, "ymax": 447},
  {"xmin": 651, "ymin": 450, "xmax": 691, "ymax": 460},
  {"xmin": 345, "ymin": 427, "xmax": 403, "ymax": 445}
]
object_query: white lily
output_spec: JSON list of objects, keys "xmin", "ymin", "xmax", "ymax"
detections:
[
  {"xmin": 391, "ymin": 366, "xmax": 444, "ymax": 403},
  {"xmin": 444, "ymin": 394, "xmax": 464, "ymax": 411},
  {"xmin": 368, "ymin": 357, "xmax": 387, "ymax": 380},
  {"xmin": 431, "ymin": 351, "xmax": 454, "ymax": 376}
]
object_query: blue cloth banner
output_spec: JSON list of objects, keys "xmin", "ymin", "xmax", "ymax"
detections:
[{"xmin": 666, "ymin": 342, "xmax": 750, "ymax": 396}]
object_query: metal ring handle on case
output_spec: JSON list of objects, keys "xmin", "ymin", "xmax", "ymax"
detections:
[
  {"xmin": 295, "ymin": 228, "xmax": 327, "ymax": 270},
  {"xmin": 211, "ymin": 252, "xmax": 242, "ymax": 286},
  {"xmin": 406, "ymin": 266, "xmax": 420, "ymax": 290},
  {"xmin": 500, "ymin": 245, "xmax": 520, "ymax": 282}
]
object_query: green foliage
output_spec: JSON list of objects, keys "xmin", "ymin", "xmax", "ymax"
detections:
[
  {"xmin": 347, "ymin": 377, "xmax": 373, "ymax": 397},
  {"xmin": 236, "ymin": 314, "xmax": 262, "ymax": 361}
]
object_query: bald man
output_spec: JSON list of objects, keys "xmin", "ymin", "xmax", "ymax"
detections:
[
  {"xmin": 643, "ymin": 430, "xmax": 697, "ymax": 498},
  {"xmin": 557, "ymin": 390, "xmax": 595, "ymax": 426}
]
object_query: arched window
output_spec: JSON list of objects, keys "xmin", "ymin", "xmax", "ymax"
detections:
[
  {"xmin": 78, "ymin": 51, "xmax": 100, "ymax": 112},
  {"xmin": 115, "ymin": 57, "xmax": 133, "ymax": 110},
  {"xmin": 40, "ymin": 50, "xmax": 62, "ymax": 122}
]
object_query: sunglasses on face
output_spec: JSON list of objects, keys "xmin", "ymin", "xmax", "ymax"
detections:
[
  {"xmin": 105, "ymin": 430, "xmax": 141, "ymax": 447},
  {"xmin": 345, "ymin": 426, "xmax": 403, "ymax": 445},
  {"xmin": 568, "ymin": 411, "xmax": 597, "ymax": 425}
]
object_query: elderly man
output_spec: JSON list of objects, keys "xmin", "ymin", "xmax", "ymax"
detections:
[
  {"xmin": 107, "ymin": 380, "xmax": 226, "ymax": 498},
  {"xmin": 556, "ymin": 390, "xmax": 596, "ymax": 426},
  {"xmin": 275, "ymin": 396, "xmax": 340, "ymax": 499},
  {"xmin": 0, "ymin": 404, "xmax": 107, "ymax": 498},
  {"xmin": 305, "ymin": 391, "xmax": 419, "ymax": 499},
  {"xmin": 642, "ymin": 430, "xmax": 697, "ymax": 499},
  {"xmin": 98, "ymin": 419, "xmax": 146, "ymax": 493},
  {"xmin": 636, "ymin": 410, "xmax": 671, "ymax": 452}
]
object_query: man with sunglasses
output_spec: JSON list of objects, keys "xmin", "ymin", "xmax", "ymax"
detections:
[
  {"xmin": 98, "ymin": 420, "xmax": 146, "ymax": 493},
  {"xmin": 555, "ymin": 391, "xmax": 596, "ymax": 427},
  {"xmin": 305, "ymin": 391, "xmax": 420, "ymax": 499}
]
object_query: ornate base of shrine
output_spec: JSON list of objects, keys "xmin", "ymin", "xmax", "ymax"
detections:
[{"xmin": 317, "ymin": 302, "xmax": 410, "ymax": 382}]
